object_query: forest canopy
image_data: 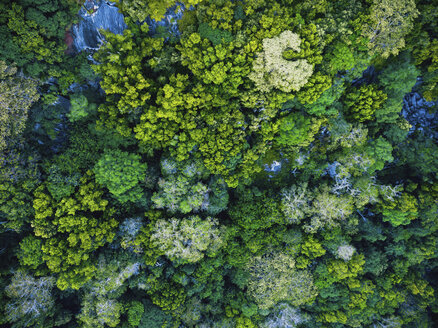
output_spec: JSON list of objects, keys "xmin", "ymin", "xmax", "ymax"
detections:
[{"xmin": 0, "ymin": 0, "xmax": 438, "ymax": 327}]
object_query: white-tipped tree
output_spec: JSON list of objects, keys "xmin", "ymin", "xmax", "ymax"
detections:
[
  {"xmin": 4, "ymin": 271, "xmax": 55, "ymax": 327},
  {"xmin": 261, "ymin": 303, "xmax": 307, "ymax": 328},
  {"xmin": 280, "ymin": 183, "xmax": 310, "ymax": 224},
  {"xmin": 150, "ymin": 216, "xmax": 226, "ymax": 264}
]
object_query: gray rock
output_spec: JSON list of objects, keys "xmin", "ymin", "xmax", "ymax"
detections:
[
  {"xmin": 72, "ymin": 0, "xmax": 127, "ymax": 52},
  {"xmin": 402, "ymin": 92, "xmax": 438, "ymax": 139}
]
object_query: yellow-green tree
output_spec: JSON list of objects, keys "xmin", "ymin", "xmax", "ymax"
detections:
[{"xmin": 32, "ymin": 171, "xmax": 119, "ymax": 290}]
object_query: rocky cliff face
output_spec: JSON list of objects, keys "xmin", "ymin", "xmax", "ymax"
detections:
[
  {"xmin": 402, "ymin": 92, "xmax": 438, "ymax": 139},
  {"xmin": 71, "ymin": 0, "xmax": 185, "ymax": 52},
  {"xmin": 72, "ymin": 0, "xmax": 127, "ymax": 52}
]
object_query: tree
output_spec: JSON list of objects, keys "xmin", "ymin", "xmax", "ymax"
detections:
[
  {"xmin": 0, "ymin": 149, "xmax": 40, "ymax": 232},
  {"xmin": 249, "ymin": 30, "xmax": 314, "ymax": 93},
  {"xmin": 280, "ymin": 183, "xmax": 310, "ymax": 224},
  {"xmin": 4, "ymin": 272, "xmax": 55, "ymax": 327},
  {"xmin": 261, "ymin": 303, "xmax": 307, "ymax": 328},
  {"xmin": 337, "ymin": 245, "xmax": 356, "ymax": 261},
  {"xmin": 229, "ymin": 187, "xmax": 283, "ymax": 230},
  {"xmin": 307, "ymin": 187, "xmax": 354, "ymax": 232},
  {"xmin": 377, "ymin": 52, "xmax": 419, "ymax": 123},
  {"xmin": 138, "ymin": 299, "xmax": 172, "ymax": 328},
  {"xmin": 245, "ymin": 251, "xmax": 317, "ymax": 310},
  {"xmin": 32, "ymin": 171, "xmax": 119, "ymax": 289},
  {"xmin": 276, "ymin": 112, "xmax": 322, "ymax": 148},
  {"xmin": 92, "ymin": 24, "xmax": 163, "ymax": 137},
  {"xmin": 365, "ymin": 136, "xmax": 394, "ymax": 173},
  {"xmin": 45, "ymin": 163, "xmax": 80, "ymax": 201},
  {"xmin": 78, "ymin": 298, "xmax": 123, "ymax": 328},
  {"xmin": 115, "ymin": 0, "xmax": 203, "ymax": 22},
  {"xmin": 67, "ymin": 94, "xmax": 96, "ymax": 122},
  {"xmin": 246, "ymin": 252, "xmax": 296, "ymax": 310},
  {"xmin": 363, "ymin": 0, "xmax": 419, "ymax": 58},
  {"xmin": 302, "ymin": 81, "xmax": 345, "ymax": 116},
  {"xmin": 298, "ymin": 235, "xmax": 326, "ymax": 268},
  {"xmin": 151, "ymin": 158, "xmax": 213, "ymax": 214},
  {"xmin": 17, "ymin": 235, "xmax": 44, "ymax": 270},
  {"xmin": 296, "ymin": 72, "xmax": 332, "ymax": 105},
  {"xmin": 326, "ymin": 42, "xmax": 356, "ymax": 74},
  {"xmin": 0, "ymin": 60, "xmax": 39, "ymax": 151},
  {"xmin": 0, "ymin": 0, "xmax": 82, "ymax": 91},
  {"xmin": 127, "ymin": 301, "xmax": 144, "ymax": 327},
  {"xmin": 149, "ymin": 216, "xmax": 226, "ymax": 264},
  {"xmin": 413, "ymin": 38, "xmax": 438, "ymax": 101},
  {"xmin": 343, "ymin": 84, "xmax": 387, "ymax": 122},
  {"xmin": 77, "ymin": 252, "xmax": 141, "ymax": 328},
  {"xmin": 94, "ymin": 150, "xmax": 147, "ymax": 203},
  {"xmin": 379, "ymin": 193, "xmax": 418, "ymax": 227}
]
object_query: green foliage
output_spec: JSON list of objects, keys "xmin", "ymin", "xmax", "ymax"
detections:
[
  {"xmin": 343, "ymin": 84, "xmax": 387, "ymax": 122},
  {"xmin": 326, "ymin": 42, "xmax": 356, "ymax": 74},
  {"xmin": 0, "ymin": 60, "xmax": 39, "ymax": 151},
  {"xmin": 246, "ymin": 252, "xmax": 296, "ymax": 310},
  {"xmin": 0, "ymin": 0, "xmax": 81, "ymax": 88},
  {"xmin": 230, "ymin": 188, "xmax": 283, "ymax": 230},
  {"xmin": 92, "ymin": 25, "xmax": 163, "ymax": 137},
  {"xmin": 146, "ymin": 277, "xmax": 186, "ymax": 312},
  {"xmin": 17, "ymin": 235, "xmax": 44, "ymax": 269},
  {"xmin": 302, "ymin": 81, "xmax": 345, "ymax": 116},
  {"xmin": 116, "ymin": 0, "xmax": 203, "ymax": 22},
  {"xmin": 32, "ymin": 171, "xmax": 119, "ymax": 290},
  {"xmin": 0, "ymin": 150, "xmax": 40, "ymax": 232},
  {"xmin": 307, "ymin": 187, "xmax": 354, "ymax": 232},
  {"xmin": 46, "ymin": 164, "xmax": 80, "ymax": 201},
  {"xmin": 67, "ymin": 94, "xmax": 96, "ymax": 122},
  {"xmin": 2, "ymin": 0, "xmax": 438, "ymax": 327},
  {"xmin": 297, "ymin": 235, "xmax": 326, "ymax": 268},
  {"xmin": 296, "ymin": 72, "xmax": 332, "ymax": 105},
  {"xmin": 276, "ymin": 112, "xmax": 322, "ymax": 148},
  {"xmin": 377, "ymin": 53, "xmax": 420, "ymax": 123},
  {"xmin": 365, "ymin": 136, "xmax": 394, "ymax": 172},
  {"xmin": 77, "ymin": 252, "xmax": 140, "ymax": 328},
  {"xmin": 138, "ymin": 300, "xmax": 172, "ymax": 328},
  {"xmin": 280, "ymin": 184, "xmax": 310, "ymax": 224},
  {"xmin": 245, "ymin": 251, "xmax": 317, "ymax": 310},
  {"xmin": 151, "ymin": 158, "xmax": 216, "ymax": 214},
  {"xmin": 78, "ymin": 298, "xmax": 123, "ymax": 328},
  {"xmin": 94, "ymin": 150, "xmax": 147, "ymax": 203},
  {"xmin": 380, "ymin": 193, "xmax": 418, "ymax": 226},
  {"xmin": 199, "ymin": 22, "xmax": 233, "ymax": 45},
  {"xmin": 127, "ymin": 301, "xmax": 144, "ymax": 327}
]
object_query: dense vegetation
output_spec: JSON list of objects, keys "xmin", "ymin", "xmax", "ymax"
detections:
[{"xmin": 1, "ymin": 0, "xmax": 438, "ymax": 327}]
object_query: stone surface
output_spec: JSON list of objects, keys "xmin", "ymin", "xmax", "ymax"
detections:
[
  {"xmin": 402, "ymin": 91, "xmax": 438, "ymax": 139},
  {"xmin": 72, "ymin": 0, "xmax": 127, "ymax": 52}
]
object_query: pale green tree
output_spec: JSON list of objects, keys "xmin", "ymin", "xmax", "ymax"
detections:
[
  {"xmin": 4, "ymin": 272, "xmax": 55, "ymax": 327},
  {"xmin": 150, "ymin": 216, "xmax": 226, "ymax": 264},
  {"xmin": 0, "ymin": 61, "xmax": 39, "ymax": 150},
  {"xmin": 77, "ymin": 252, "xmax": 141, "ymax": 328},
  {"xmin": 246, "ymin": 251, "xmax": 317, "ymax": 310},
  {"xmin": 337, "ymin": 245, "xmax": 356, "ymax": 261},
  {"xmin": 306, "ymin": 188, "xmax": 354, "ymax": 232},
  {"xmin": 249, "ymin": 30, "xmax": 313, "ymax": 93},
  {"xmin": 280, "ymin": 183, "xmax": 311, "ymax": 224},
  {"xmin": 261, "ymin": 303, "xmax": 307, "ymax": 328},
  {"xmin": 363, "ymin": 0, "xmax": 419, "ymax": 58}
]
